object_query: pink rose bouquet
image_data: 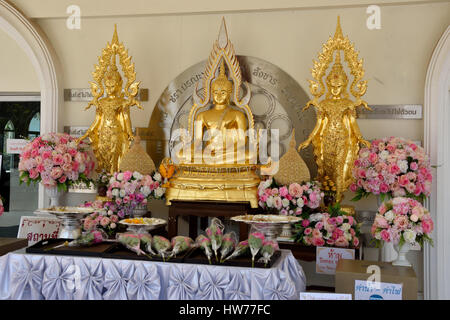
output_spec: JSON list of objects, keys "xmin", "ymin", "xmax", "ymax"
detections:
[
  {"xmin": 371, "ymin": 197, "xmax": 433, "ymax": 248},
  {"xmin": 19, "ymin": 133, "xmax": 96, "ymax": 191},
  {"xmin": 258, "ymin": 178, "xmax": 323, "ymax": 216},
  {"xmin": 259, "ymin": 240, "xmax": 280, "ymax": 267},
  {"xmin": 350, "ymin": 136, "xmax": 432, "ymax": 202},
  {"xmin": 294, "ymin": 205, "xmax": 361, "ymax": 248},
  {"xmin": 249, "ymin": 232, "xmax": 265, "ymax": 267},
  {"xmin": 82, "ymin": 200, "xmax": 121, "ymax": 238}
]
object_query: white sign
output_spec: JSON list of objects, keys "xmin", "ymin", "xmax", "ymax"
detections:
[
  {"xmin": 6, "ymin": 139, "xmax": 29, "ymax": 154},
  {"xmin": 17, "ymin": 216, "xmax": 61, "ymax": 245},
  {"xmin": 300, "ymin": 292, "xmax": 352, "ymax": 300},
  {"xmin": 355, "ymin": 280, "xmax": 403, "ymax": 300},
  {"xmin": 316, "ymin": 247, "xmax": 355, "ymax": 275}
]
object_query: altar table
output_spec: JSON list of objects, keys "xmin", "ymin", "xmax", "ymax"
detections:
[{"xmin": 0, "ymin": 249, "xmax": 306, "ymax": 300}]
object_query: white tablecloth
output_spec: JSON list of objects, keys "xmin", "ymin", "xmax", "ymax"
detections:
[{"xmin": 0, "ymin": 249, "xmax": 306, "ymax": 300}]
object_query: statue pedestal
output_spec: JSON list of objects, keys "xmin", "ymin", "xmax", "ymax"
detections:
[{"xmin": 168, "ymin": 200, "xmax": 257, "ymax": 241}]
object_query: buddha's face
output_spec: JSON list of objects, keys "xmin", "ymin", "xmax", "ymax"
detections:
[
  {"xmin": 105, "ymin": 78, "xmax": 121, "ymax": 97},
  {"xmin": 328, "ymin": 77, "xmax": 346, "ymax": 98},
  {"xmin": 212, "ymin": 83, "xmax": 232, "ymax": 105}
]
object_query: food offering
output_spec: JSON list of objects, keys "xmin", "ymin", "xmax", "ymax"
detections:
[{"xmin": 118, "ymin": 217, "xmax": 167, "ymax": 233}]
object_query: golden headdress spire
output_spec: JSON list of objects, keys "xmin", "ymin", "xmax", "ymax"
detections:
[
  {"xmin": 112, "ymin": 24, "xmax": 119, "ymax": 45},
  {"xmin": 334, "ymin": 16, "xmax": 344, "ymax": 40}
]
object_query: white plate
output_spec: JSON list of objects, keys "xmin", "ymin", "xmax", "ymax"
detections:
[
  {"xmin": 35, "ymin": 206, "xmax": 101, "ymax": 216},
  {"xmin": 119, "ymin": 218, "xmax": 167, "ymax": 226},
  {"xmin": 231, "ymin": 214, "xmax": 301, "ymax": 224}
]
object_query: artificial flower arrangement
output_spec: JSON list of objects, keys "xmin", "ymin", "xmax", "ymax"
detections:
[
  {"xmin": 293, "ymin": 204, "xmax": 361, "ymax": 248},
  {"xmin": 106, "ymin": 170, "xmax": 165, "ymax": 216},
  {"xmin": 350, "ymin": 136, "xmax": 432, "ymax": 202},
  {"xmin": 82, "ymin": 200, "xmax": 121, "ymax": 238},
  {"xmin": 371, "ymin": 197, "xmax": 434, "ymax": 249},
  {"xmin": 18, "ymin": 133, "xmax": 96, "ymax": 191},
  {"xmin": 96, "ymin": 170, "xmax": 112, "ymax": 198},
  {"xmin": 195, "ymin": 218, "xmax": 279, "ymax": 267},
  {"xmin": 257, "ymin": 178, "xmax": 323, "ymax": 216}
]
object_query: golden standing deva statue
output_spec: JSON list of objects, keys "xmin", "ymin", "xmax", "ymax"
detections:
[
  {"xmin": 164, "ymin": 18, "xmax": 261, "ymax": 207},
  {"xmin": 78, "ymin": 25, "xmax": 142, "ymax": 173},
  {"xmin": 298, "ymin": 17, "xmax": 371, "ymax": 203}
]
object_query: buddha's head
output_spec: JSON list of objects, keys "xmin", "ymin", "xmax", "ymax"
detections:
[
  {"xmin": 211, "ymin": 60, "xmax": 233, "ymax": 105},
  {"xmin": 326, "ymin": 51, "xmax": 348, "ymax": 99},
  {"xmin": 104, "ymin": 61, "xmax": 123, "ymax": 97}
]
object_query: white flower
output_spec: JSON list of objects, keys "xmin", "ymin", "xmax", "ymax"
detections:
[
  {"xmin": 78, "ymin": 163, "xmax": 86, "ymax": 173},
  {"xmin": 403, "ymin": 229, "xmax": 417, "ymax": 244},
  {"xmin": 153, "ymin": 172, "xmax": 162, "ymax": 182},
  {"xmin": 344, "ymin": 232, "xmax": 352, "ymax": 241},
  {"xmin": 296, "ymin": 198, "xmax": 305, "ymax": 207},
  {"xmin": 117, "ymin": 173, "xmax": 124, "ymax": 181},
  {"xmin": 155, "ymin": 187, "xmax": 165, "ymax": 198},
  {"xmin": 397, "ymin": 160, "xmax": 408, "ymax": 173},
  {"xmin": 282, "ymin": 198, "xmax": 290, "ymax": 208},
  {"xmin": 379, "ymin": 150, "xmax": 389, "ymax": 161},
  {"xmin": 385, "ymin": 210, "xmax": 395, "ymax": 222},
  {"xmin": 266, "ymin": 196, "xmax": 274, "ymax": 208},
  {"xmin": 341, "ymin": 223, "xmax": 351, "ymax": 231},
  {"xmin": 110, "ymin": 223, "xmax": 116, "ymax": 229},
  {"xmin": 141, "ymin": 186, "xmax": 151, "ymax": 197},
  {"xmin": 309, "ymin": 213, "xmax": 323, "ymax": 222},
  {"xmin": 119, "ymin": 189, "xmax": 126, "ymax": 198},
  {"xmin": 107, "ymin": 210, "xmax": 113, "ymax": 216},
  {"xmin": 112, "ymin": 189, "xmax": 119, "ymax": 197},
  {"xmin": 375, "ymin": 232, "xmax": 382, "ymax": 240},
  {"xmin": 133, "ymin": 171, "xmax": 143, "ymax": 180}
]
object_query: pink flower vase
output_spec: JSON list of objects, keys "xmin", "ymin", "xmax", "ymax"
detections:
[{"xmin": 392, "ymin": 243, "xmax": 412, "ymax": 267}]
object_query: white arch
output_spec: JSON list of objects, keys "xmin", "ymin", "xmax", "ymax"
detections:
[
  {"xmin": 0, "ymin": 0, "xmax": 63, "ymax": 207},
  {"xmin": 424, "ymin": 25, "xmax": 450, "ymax": 300}
]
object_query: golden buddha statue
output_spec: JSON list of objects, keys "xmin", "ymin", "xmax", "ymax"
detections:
[
  {"xmin": 176, "ymin": 60, "xmax": 255, "ymax": 165},
  {"xmin": 298, "ymin": 17, "xmax": 371, "ymax": 203},
  {"xmin": 77, "ymin": 25, "xmax": 142, "ymax": 173},
  {"xmin": 165, "ymin": 18, "xmax": 260, "ymax": 207}
]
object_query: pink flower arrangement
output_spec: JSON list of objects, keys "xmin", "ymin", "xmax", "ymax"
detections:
[
  {"xmin": 294, "ymin": 208, "xmax": 361, "ymax": 248},
  {"xmin": 106, "ymin": 171, "xmax": 165, "ymax": 215},
  {"xmin": 82, "ymin": 200, "xmax": 121, "ymax": 238},
  {"xmin": 350, "ymin": 137, "xmax": 432, "ymax": 201},
  {"xmin": 258, "ymin": 178, "xmax": 323, "ymax": 216},
  {"xmin": 371, "ymin": 197, "xmax": 433, "ymax": 248},
  {"xmin": 18, "ymin": 133, "xmax": 96, "ymax": 191}
]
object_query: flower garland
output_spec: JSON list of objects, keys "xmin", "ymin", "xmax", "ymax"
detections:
[
  {"xmin": 371, "ymin": 197, "xmax": 433, "ymax": 248},
  {"xmin": 257, "ymin": 178, "xmax": 323, "ymax": 216},
  {"xmin": 350, "ymin": 136, "xmax": 432, "ymax": 202},
  {"xmin": 18, "ymin": 133, "xmax": 96, "ymax": 191}
]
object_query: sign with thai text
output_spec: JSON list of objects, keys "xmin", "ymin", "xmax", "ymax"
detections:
[
  {"xmin": 6, "ymin": 139, "xmax": 29, "ymax": 154},
  {"xmin": 357, "ymin": 104, "xmax": 422, "ymax": 119},
  {"xmin": 17, "ymin": 216, "xmax": 61, "ymax": 245},
  {"xmin": 316, "ymin": 247, "xmax": 355, "ymax": 275},
  {"xmin": 300, "ymin": 292, "xmax": 352, "ymax": 300},
  {"xmin": 354, "ymin": 280, "xmax": 403, "ymax": 300}
]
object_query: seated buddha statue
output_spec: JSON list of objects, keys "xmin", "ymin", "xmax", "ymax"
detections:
[
  {"xmin": 177, "ymin": 61, "xmax": 256, "ymax": 165},
  {"xmin": 164, "ymin": 18, "xmax": 260, "ymax": 208}
]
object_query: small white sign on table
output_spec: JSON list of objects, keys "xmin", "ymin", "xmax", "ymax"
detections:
[
  {"xmin": 316, "ymin": 247, "xmax": 355, "ymax": 275},
  {"xmin": 6, "ymin": 139, "xmax": 29, "ymax": 154},
  {"xmin": 17, "ymin": 216, "xmax": 61, "ymax": 245},
  {"xmin": 355, "ymin": 280, "xmax": 403, "ymax": 300},
  {"xmin": 300, "ymin": 292, "xmax": 352, "ymax": 300}
]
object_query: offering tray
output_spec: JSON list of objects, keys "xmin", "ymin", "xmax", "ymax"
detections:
[
  {"xmin": 119, "ymin": 217, "xmax": 167, "ymax": 233},
  {"xmin": 231, "ymin": 215, "xmax": 301, "ymax": 241},
  {"xmin": 35, "ymin": 206, "xmax": 102, "ymax": 239}
]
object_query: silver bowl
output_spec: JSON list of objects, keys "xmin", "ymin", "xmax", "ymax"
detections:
[
  {"xmin": 35, "ymin": 206, "xmax": 102, "ymax": 239},
  {"xmin": 231, "ymin": 215, "xmax": 301, "ymax": 241}
]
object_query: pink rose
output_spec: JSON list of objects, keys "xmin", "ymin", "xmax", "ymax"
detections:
[
  {"xmin": 29, "ymin": 168, "xmax": 39, "ymax": 179},
  {"xmin": 353, "ymin": 237, "xmax": 360, "ymax": 247},
  {"xmin": 304, "ymin": 227, "xmax": 312, "ymax": 235},
  {"xmin": 123, "ymin": 171, "xmax": 133, "ymax": 182},
  {"xmin": 288, "ymin": 183, "xmax": 302, "ymax": 198},
  {"xmin": 52, "ymin": 154, "xmax": 64, "ymax": 166},
  {"xmin": 271, "ymin": 188, "xmax": 279, "ymax": 196},
  {"xmin": 316, "ymin": 222, "xmax": 324, "ymax": 230},
  {"xmin": 336, "ymin": 216, "xmax": 344, "ymax": 225},
  {"xmin": 398, "ymin": 175, "xmax": 410, "ymax": 187},
  {"xmin": 279, "ymin": 186, "xmax": 288, "ymax": 197},
  {"xmin": 374, "ymin": 215, "xmax": 389, "ymax": 228},
  {"xmin": 380, "ymin": 229, "xmax": 391, "ymax": 242},
  {"xmin": 369, "ymin": 153, "xmax": 378, "ymax": 164},
  {"xmin": 58, "ymin": 175, "xmax": 67, "ymax": 184},
  {"xmin": 259, "ymin": 194, "xmax": 268, "ymax": 202},
  {"xmin": 312, "ymin": 237, "xmax": 325, "ymax": 247},
  {"xmin": 422, "ymin": 217, "xmax": 434, "ymax": 234},
  {"xmin": 335, "ymin": 236, "xmax": 349, "ymax": 247},
  {"xmin": 50, "ymin": 167, "xmax": 63, "ymax": 179},
  {"xmin": 100, "ymin": 217, "xmax": 110, "ymax": 227},
  {"xmin": 302, "ymin": 219, "xmax": 310, "ymax": 228},
  {"xmin": 394, "ymin": 215, "xmax": 408, "ymax": 231},
  {"xmin": 410, "ymin": 162, "xmax": 419, "ymax": 171},
  {"xmin": 110, "ymin": 215, "xmax": 119, "ymax": 223},
  {"xmin": 349, "ymin": 183, "xmax": 358, "ymax": 192},
  {"xmin": 380, "ymin": 183, "xmax": 389, "ymax": 193}
]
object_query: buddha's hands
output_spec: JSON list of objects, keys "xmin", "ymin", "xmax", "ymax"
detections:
[
  {"xmin": 355, "ymin": 99, "xmax": 372, "ymax": 111},
  {"xmin": 302, "ymin": 100, "xmax": 319, "ymax": 112},
  {"xmin": 359, "ymin": 137, "xmax": 371, "ymax": 149}
]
